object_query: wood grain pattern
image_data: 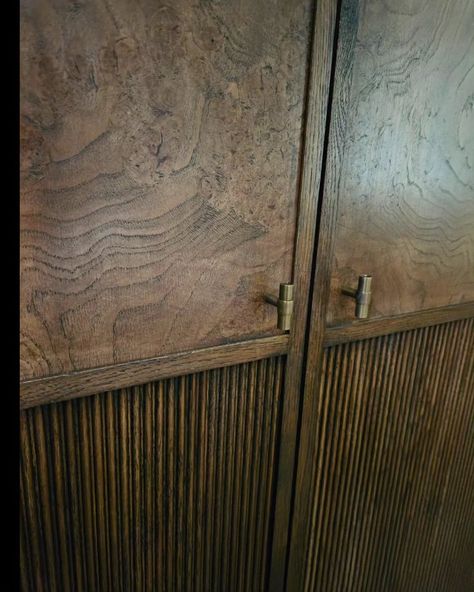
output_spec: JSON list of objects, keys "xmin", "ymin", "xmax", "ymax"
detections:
[
  {"xmin": 265, "ymin": 0, "xmax": 341, "ymax": 586},
  {"xmin": 324, "ymin": 300, "xmax": 474, "ymax": 346},
  {"xmin": 20, "ymin": 356, "xmax": 286, "ymax": 591},
  {"xmin": 326, "ymin": 0, "xmax": 474, "ymax": 324},
  {"xmin": 284, "ymin": 1, "xmax": 474, "ymax": 586},
  {"xmin": 21, "ymin": 301, "xmax": 474, "ymax": 410},
  {"xmin": 20, "ymin": 334, "xmax": 288, "ymax": 409},
  {"xmin": 288, "ymin": 318, "xmax": 474, "ymax": 591},
  {"xmin": 20, "ymin": 0, "xmax": 313, "ymax": 380},
  {"xmin": 280, "ymin": 0, "xmax": 355, "ymax": 580}
]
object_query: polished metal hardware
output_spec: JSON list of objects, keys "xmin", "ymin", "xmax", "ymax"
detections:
[
  {"xmin": 265, "ymin": 283, "xmax": 294, "ymax": 331},
  {"xmin": 342, "ymin": 274, "xmax": 373, "ymax": 319}
]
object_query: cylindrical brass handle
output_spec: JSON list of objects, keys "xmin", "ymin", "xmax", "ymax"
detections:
[
  {"xmin": 354, "ymin": 274, "xmax": 372, "ymax": 318},
  {"xmin": 276, "ymin": 283, "xmax": 294, "ymax": 331},
  {"xmin": 342, "ymin": 274, "xmax": 372, "ymax": 319},
  {"xmin": 278, "ymin": 283, "xmax": 294, "ymax": 302},
  {"xmin": 265, "ymin": 283, "xmax": 294, "ymax": 331}
]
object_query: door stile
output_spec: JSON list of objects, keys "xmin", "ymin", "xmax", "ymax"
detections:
[
  {"xmin": 267, "ymin": 1, "xmax": 341, "ymax": 589},
  {"xmin": 282, "ymin": 0, "xmax": 360, "ymax": 588}
]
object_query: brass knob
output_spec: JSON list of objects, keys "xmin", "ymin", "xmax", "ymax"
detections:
[
  {"xmin": 265, "ymin": 283, "xmax": 294, "ymax": 332},
  {"xmin": 342, "ymin": 274, "xmax": 372, "ymax": 319}
]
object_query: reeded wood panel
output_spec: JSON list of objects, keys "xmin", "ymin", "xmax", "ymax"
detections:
[
  {"xmin": 20, "ymin": 0, "xmax": 313, "ymax": 380},
  {"xmin": 326, "ymin": 0, "xmax": 474, "ymax": 324},
  {"xmin": 294, "ymin": 319, "xmax": 474, "ymax": 591},
  {"xmin": 20, "ymin": 356, "xmax": 285, "ymax": 591}
]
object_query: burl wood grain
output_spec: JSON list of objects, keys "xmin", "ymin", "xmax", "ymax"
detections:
[
  {"xmin": 20, "ymin": 0, "xmax": 312, "ymax": 380},
  {"xmin": 327, "ymin": 0, "xmax": 474, "ymax": 325}
]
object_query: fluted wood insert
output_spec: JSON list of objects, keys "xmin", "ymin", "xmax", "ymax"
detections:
[
  {"xmin": 301, "ymin": 319, "xmax": 474, "ymax": 592},
  {"xmin": 20, "ymin": 356, "xmax": 286, "ymax": 592}
]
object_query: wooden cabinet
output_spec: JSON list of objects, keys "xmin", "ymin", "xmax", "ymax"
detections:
[{"xmin": 20, "ymin": 1, "xmax": 474, "ymax": 591}]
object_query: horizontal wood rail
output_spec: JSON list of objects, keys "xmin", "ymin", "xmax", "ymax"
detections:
[
  {"xmin": 20, "ymin": 335, "xmax": 289, "ymax": 409},
  {"xmin": 20, "ymin": 302, "xmax": 474, "ymax": 409},
  {"xmin": 324, "ymin": 301, "xmax": 474, "ymax": 346}
]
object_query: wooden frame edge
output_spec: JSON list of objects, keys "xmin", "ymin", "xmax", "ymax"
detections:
[
  {"xmin": 284, "ymin": 0, "xmax": 355, "ymax": 586},
  {"xmin": 268, "ymin": 0, "xmax": 341, "ymax": 589},
  {"xmin": 20, "ymin": 334, "xmax": 289, "ymax": 409},
  {"xmin": 323, "ymin": 302, "xmax": 474, "ymax": 347}
]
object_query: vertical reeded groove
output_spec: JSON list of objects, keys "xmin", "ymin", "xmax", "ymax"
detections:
[
  {"xmin": 20, "ymin": 356, "xmax": 286, "ymax": 592},
  {"xmin": 302, "ymin": 319, "xmax": 474, "ymax": 592}
]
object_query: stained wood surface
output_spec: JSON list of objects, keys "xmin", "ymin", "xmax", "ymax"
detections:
[
  {"xmin": 279, "ymin": 1, "xmax": 474, "ymax": 585},
  {"xmin": 267, "ymin": 0, "xmax": 341, "ymax": 587},
  {"xmin": 288, "ymin": 318, "xmax": 474, "ymax": 591},
  {"xmin": 326, "ymin": 0, "xmax": 474, "ymax": 325},
  {"xmin": 20, "ymin": 300, "xmax": 474, "ymax": 409},
  {"xmin": 20, "ymin": 0, "xmax": 313, "ymax": 380},
  {"xmin": 20, "ymin": 334, "xmax": 288, "ymax": 409},
  {"xmin": 324, "ymin": 300, "xmax": 474, "ymax": 346},
  {"xmin": 20, "ymin": 356, "xmax": 286, "ymax": 591}
]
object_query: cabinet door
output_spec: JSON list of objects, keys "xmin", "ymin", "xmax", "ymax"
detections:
[
  {"xmin": 20, "ymin": 2, "xmax": 338, "ymax": 591},
  {"xmin": 20, "ymin": 0, "xmax": 313, "ymax": 381},
  {"xmin": 285, "ymin": 0, "xmax": 474, "ymax": 590}
]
